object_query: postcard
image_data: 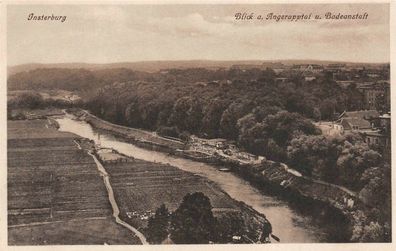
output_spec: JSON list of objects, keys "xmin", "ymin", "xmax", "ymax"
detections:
[{"xmin": 1, "ymin": 1, "xmax": 395, "ymax": 251}]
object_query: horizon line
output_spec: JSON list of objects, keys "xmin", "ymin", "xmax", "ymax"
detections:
[{"xmin": 8, "ymin": 59, "xmax": 390, "ymax": 68}]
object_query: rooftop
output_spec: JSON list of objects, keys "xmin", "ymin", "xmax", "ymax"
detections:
[
  {"xmin": 344, "ymin": 110, "xmax": 380, "ymax": 120},
  {"xmin": 342, "ymin": 117, "xmax": 372, "ymax": 129}
]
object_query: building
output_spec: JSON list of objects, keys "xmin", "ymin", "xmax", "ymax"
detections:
[
  {"xmin": 302, "ymin": 71, "xmax": 316, "ymax": 82},
  {"xmin": 326, "ymin": 63, "xmax": 346, "ymax": 73},
  {"xmin": 360, "ymin": 119, "xmax": 390, "ymax": 158},
  {"xmin": 379, "ymin": 113, "xmax": 391, "ymax": 133},
  {"xmin": 315, "ymin": 121, "xmax": 344, "ymax": 136},
  {"xmin": 341, "ymin": 117, "xmax": 372, "ymax": 132},
  {"xmin": 339, "ymin": 110, "xmax": 380, "ymax": 122},
  {"xmin": 357, "ymin": 81, "xmax": 390, "ymax": 111},
  {"xmin": 273, "ymin": 67, "xmax": 286, "ymax": 74},
  {"xmin": 366, "ymin": 113, "xmax": 392, "ymax": 148},
  {"xmin": 339, "ymin": 110, "xmax": 390, "ymax": 156},
  {"xmin": 230, "ymin": 64, "xmax": 262, "ymax": 70},
  {"xmin": 338, "ymin": 110, "xmax": 380, "ymax": 132},
  {"xmin": 342, "ymin": 110, "xmax": 380, "ymax": 120},
  {"xmin": 292, "ymin": 64, "xmax": 324, "ymax": 74}
]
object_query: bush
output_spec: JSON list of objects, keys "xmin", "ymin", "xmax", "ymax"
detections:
[
  {"xmin": 170, "ymin": 192, "xmax": 217, "ymax": 244},
  {"xmin": 146, "ymin": 204, "xmax": 170, "ymax": 244}
]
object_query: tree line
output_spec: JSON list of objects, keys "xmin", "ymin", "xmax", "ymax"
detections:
[
  {"xmin": 8, "ymin": 67, "xmax": 390, "ymax": 241},
  {"xmin": 145, "ymin": 192, "xmax": 254, "ymax": 244}
]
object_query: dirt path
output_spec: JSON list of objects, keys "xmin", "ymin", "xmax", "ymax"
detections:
[
  {"xmin": 279, "ymin": 163, "xmax": 356, "ymax": 197},
  {"xmin": 87, "ymin": 150, "xmax": 148, "ymax": 244}
]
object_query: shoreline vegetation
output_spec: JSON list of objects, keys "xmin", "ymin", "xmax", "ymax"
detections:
[
  {"xmin": 86, "ymin": 138, "xmax": 271, "ymax": 244},
  {"xmin": 68, "ymin": 108, "xmax": 369, "ymax": 242},
  {"xmin": 8, "ymin": 110, "xmax": 270, "ymax": 244},
  {"xmin": 7, "ymin": 62, "xmax": 390, "ymax": 243},
  {"xmin": 8, "ymin": 106, "xmax": 390, "ymax": 243}
]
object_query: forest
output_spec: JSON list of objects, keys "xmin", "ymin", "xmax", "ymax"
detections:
[
  {"xmin": 7, "ymin": 67, "xmax": 380, "ymax": 185},
  {"xmin": 7, "ymin": 67, "xmax": 391, "ymax": 241}
]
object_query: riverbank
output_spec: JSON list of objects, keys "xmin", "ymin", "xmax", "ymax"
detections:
[
  {"xmin": 68, "ymin": 109, "xmax": 371, "ymax": 242},
  {"xmin": 89, "ymin": 142, "xmax": 270, "ymax": 243}
]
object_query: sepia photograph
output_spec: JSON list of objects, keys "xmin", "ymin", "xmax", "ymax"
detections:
[{"xmin": 3, "ymin": 0, "xmax": 393, "ymax": 248}]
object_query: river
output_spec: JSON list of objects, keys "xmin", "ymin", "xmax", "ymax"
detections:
[{"xmin": 56, "ymin": 115, "xmax": 330, "ymax": 243}]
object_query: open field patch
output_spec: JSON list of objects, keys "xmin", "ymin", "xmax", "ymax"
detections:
[
  {"xmin": 8, "ymin": 119, "xmax": 140, "ymax": 245},
  {"xmin": 8, "ymin": 217, "xmax": 141, "ymax": 245}
]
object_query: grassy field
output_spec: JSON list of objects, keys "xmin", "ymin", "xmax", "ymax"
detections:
[{"xmin": 8, "ymin": 119, "xmax": 141, "ymax": 245}]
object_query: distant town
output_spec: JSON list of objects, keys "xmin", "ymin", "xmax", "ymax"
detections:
[
  {"xmin": 229, "ymin": 61, "xmax": 390, "ymax": 157},
  {"xmin": 7, "ymin": 59, "xmax": 391, "ymax": 245}
]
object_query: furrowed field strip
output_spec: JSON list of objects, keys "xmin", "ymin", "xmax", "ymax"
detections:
[{"xmin": 8, "ymin": 119, "xmax": 141, "ymax": 244}]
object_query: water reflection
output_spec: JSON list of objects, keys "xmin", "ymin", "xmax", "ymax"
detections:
[{"xmin": 57, "ymin": 116, "xmax": 327, "ymax": 243}]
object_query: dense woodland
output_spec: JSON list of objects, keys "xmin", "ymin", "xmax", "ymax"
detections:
[{"xmin": 8, "ymin": 67, "xmax": 391, "ymax": 241}]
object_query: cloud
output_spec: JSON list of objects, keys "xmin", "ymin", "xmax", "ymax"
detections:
[{"xmin": 7, "ymin": 4, "xmax": 390, "ymax": 65}]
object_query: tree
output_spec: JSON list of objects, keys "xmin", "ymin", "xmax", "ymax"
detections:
[
  {"xmin": 359, "ymin": 165, "xmax": 391, "ymax": 229},
  {"xmin": 360, "ymin": 222, "xmax": 384, "ymax": 242},
  {"xmin": 359, "ymin": 165, "xmax": 391, "ymax": 205},
  {"xmin": 262, "ymin": 111, "xmax": 320, "ymax": 147},
  {"xmin": 287, "ymin": 135, "xmax": 342, "ymax": 179},
  {"xmin": 124, "ymin": 101, "xmax": 142, "ymax": 127},
  {"xmin": 201, "ymin": 98, "xmax": 228, "ymax": 138},
  {"xmin": 215, "ymin": 213, "xmax": 245, "ymax": 243},
  {"xmin": 220, "ymin": 101, "xmax": 253, "ymax": 140},
  {"xmin": 13, "ymin": 92, "xmax": 44, "ymax": 109},
  {"xmin": 337, "ymin": 141, "xmax": 382, "ymax": 189},
  {"xmin": 266, "ymin": 138, "xmax": 287, "ymax": 162},
  {"xmin": 237, "ymin": 121, "xmax": 268, "ymax": 156},
  {"xmin": 168, "ymin": 96, "xmax": 203, "ymax": 133},
  {"xmin": 170, "ymin": 192, "xmax": 217, "ymax": 244},
  {"xmin": 252, "ymin": 105, "xmax": 282, "ymax": 122},
  {"xmin": 237, "ymin": 113, "xmax": 257, "ymax": 136},
  {"xmin": 285, "ymin": 91, "xmax": 315, "ymax": 118},
  {"xmin": 146, "ymin": 204, "xmax": 170, "ymax": 244},
  {"xmin": 319, "ymin": 99, "xmax": 336, "ymax": 120}
]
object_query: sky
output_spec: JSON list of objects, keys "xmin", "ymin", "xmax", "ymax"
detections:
[{"xmin": 7, "ymin": 3, "xmax": 390, "ymax": 66}]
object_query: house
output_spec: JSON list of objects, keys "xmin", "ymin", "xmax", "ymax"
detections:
[
  {"xmin": 360, "ymin": 129, "xmax": 390, "ymax": 158},
  {"xmin": 343, "ymin": 110, "xmax": 380, "ymax": 120},
  {"xmin": 315, "ymin": 121, "xmax": 344, "ymax": 136},
  {"xmin": 303, "ymin": 71, "xmax": 316, "ymax": 81},
  {"xmin": 341, "ymin": 117, "xmax": 372, "ymax": 131},
  {"xmin": 339, "ymin": 111, "xmax": 390, "ymax": 156},
  {"xmin": 338, "ymin": 110, "xmax": 380, "ymax": 131},
  {"xmin": 361, "ymin": 130, "xmax": 387, "ymax": 148},
  {"xmin": 333, "ymin": 123, "xmax": 344, "ymax": 134}
]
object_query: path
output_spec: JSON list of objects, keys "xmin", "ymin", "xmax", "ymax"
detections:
[
  {"xmin": 279, "ymin": 163, "xmax": 357, "ymax": 197},
  {"xmin": 73, "ymin": 138, "xmax": 148, "ymax": 245}
]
